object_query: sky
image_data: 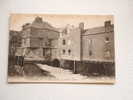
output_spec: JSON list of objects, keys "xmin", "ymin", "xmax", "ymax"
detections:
[{"xmin": 9, "ymin": 14, "xmax": 114, "ymax": 31}]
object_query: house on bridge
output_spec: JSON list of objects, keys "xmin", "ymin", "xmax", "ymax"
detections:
[{"xmin": 21, "ymin": 16, "xmax": 60, "ymax": 62}]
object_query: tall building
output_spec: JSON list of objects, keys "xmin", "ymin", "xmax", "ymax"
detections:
[
  {"xmin": 21, "ymin": 16, "xmax": 60, "ymax": 61},
  {"xmin": 82, "ymin": 20, "xmax": 114, "ymax": 62},
  {"xmin": 58, "ymin": 21, "xmax": 115, "ymax": 76}
]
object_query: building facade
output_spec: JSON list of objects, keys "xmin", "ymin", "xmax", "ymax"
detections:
[
  {"xmin": 21, "ymin": 17, "xmax": 59, "ymax": 62},
  {"xmin": 58, "ymin": 21, "xmax": 115, "ymax": 76},
  {"xmin": 82, "ymin": 21, "xmax": 114, "ymax": 62},
  {"xmin": 9, "ymin": 17, "xmax": 115, "ymax": 76}
]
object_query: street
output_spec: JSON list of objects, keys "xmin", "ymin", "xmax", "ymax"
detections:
[
  {"xmin": 8, "ymin": 64, "xmax": 115, "ymax": 83},
  {"xmin": 37, "ymin": 64, "xmax": 89, "ymax": 81}
]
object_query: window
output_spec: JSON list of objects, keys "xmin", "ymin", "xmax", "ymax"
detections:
[
  {"xmin": 105, "ymin": 37, "xmax": 109, "ymax": 41},
  {"xmin": 43, "ymin": 49, "xmax": 46, "ymax": 56},
  {"xmin": 68, "ymin": 49, "xmax": 71, "ymax": 55},
  {"xmin": 23, "ymin": 38, "xmax": 27, "ymax": 46},
  {"xmin": 88, "ymin": 39, "xmax": 93, "ymax": 56},
  {"xmin": 89, "ymin": 50, "xmax": 92, "ymax": 56},
  {"xmin": 63, "ymin": 49, "xmax": 65, "ymax": 54},
  {"xmin": 105, "ymin": 37, "xmax": 110, "ymax": 43},
  {"xmin": 63, "ymin": 39, "xmax": 66, "ymax": 45}
]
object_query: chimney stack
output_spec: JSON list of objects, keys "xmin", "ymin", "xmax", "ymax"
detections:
[
  {"xmin": 79, "ymin": 22, "xmax": 84, "ymax": 33},
  {"xmin": 104, "ymin": 20, "xmax": 111, "ymax": 27},
  {"xmin": 79, "ymin": 22, "xmax": 84, "ymax": 30},
  {"xmin": 104, "ymin": 20, "xmax": 112, "ymax": 33},
  {"xmin": 34, "ymin": 16, "xmax": 43, "ymax": 23}
]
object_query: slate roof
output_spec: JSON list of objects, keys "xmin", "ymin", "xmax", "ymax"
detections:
[{"xmin": 84, "ymin": 25, "xmax": 114, "ymax": 35}]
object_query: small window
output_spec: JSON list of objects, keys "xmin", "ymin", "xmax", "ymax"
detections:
[
  {"xmin": 63, "ymin": 49, "xmax": 65, "ymax": 54},
  {"xmin": 63, "ymin": 39, "xmax": 66, "ymax": 45},
  {"xmin": 68, "ymin": 49, "xmax": 71, "ymax": 55},
  {"xmin": 105, "ymin": 37, "xmax": 110, "ymax": 42},
  {"xmin": 89, "ymin": 50, "xmax": 92, "ymax": 56}
]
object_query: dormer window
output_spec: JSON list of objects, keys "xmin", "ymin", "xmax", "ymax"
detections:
[
  {"xmin": 88, "ymin": 39, "xmax": 93, "ymax": 56},
  {"xmin": 106, "ymin": 37, "xmax": 109, "ymax": 41}
]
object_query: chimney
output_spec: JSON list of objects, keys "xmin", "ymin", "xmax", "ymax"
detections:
[
  {"xmin": 34, "ymin": 16, "xmax": 43, "ymax": 23},
  {"xmin": 79, "ymin": 22, "xmax": 84, "ymax": 30},
  {"xmin": 104, "ymin": 20, "xmax": 112, "ymax": 32},
  {"xmin": 104, "ymin": 20, "xmax": 111, "ymax": 27},
  {"xmin": 79, "ymin": 22, "xmax": 84, "ymax": 33}
]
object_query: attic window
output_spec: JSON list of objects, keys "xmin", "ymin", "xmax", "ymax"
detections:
[
  {"xmin": 106, "ymin": 37, "xmax": 109, "ymax": 41},
  {"xmin": 39, "ymin": 37, "xmax": 43, "ymax": 40}
]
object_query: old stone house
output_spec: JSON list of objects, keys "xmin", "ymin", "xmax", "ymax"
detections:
[
  {"xmin": 82, "ymin": 21, "xmax": 114, "ymax": 62},
  {"xmin": 58, "ymin": 21, "xmax": 115, "ymax": 76},
  {"xmin": 21, "ymin": 17, "xmax": 59, "ymax": 61}
]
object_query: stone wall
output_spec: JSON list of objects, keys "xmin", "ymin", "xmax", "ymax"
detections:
[
  {"xmin": 60, "ymin": 59, "xmax": 115, "ymax": 76},
  {"xmin": 82, "ymin": 29, "xmax": 114, "ymax": 62}
]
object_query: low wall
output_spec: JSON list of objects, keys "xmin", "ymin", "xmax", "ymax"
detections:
[{"xmin": 60, "ymin": 59, "xmax": 115, "ymax": 76}]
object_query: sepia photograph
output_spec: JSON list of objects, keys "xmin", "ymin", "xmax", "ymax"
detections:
[{"xmin": 8, "ymin": 14, "xmax": 115, "ymax": 83}]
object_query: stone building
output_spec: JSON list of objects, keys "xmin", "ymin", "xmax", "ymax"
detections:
[
  {"xmin": 58, "ymin": 25, "xmax": 81, "ymax": 60},
  {"xmin": 82, "ymin": 21, "xmax": 114, "ymax": 62},
  {"xmin": 58, "ymin": 21, "xmax": 115, "ymax": 76},
  {"xmin": 8, "ymin": 16, "xmax": 115, "ymax": 76},
  {"xmin": 21, "ymin": 17, "xmax": 59, "ymax": 61}
]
